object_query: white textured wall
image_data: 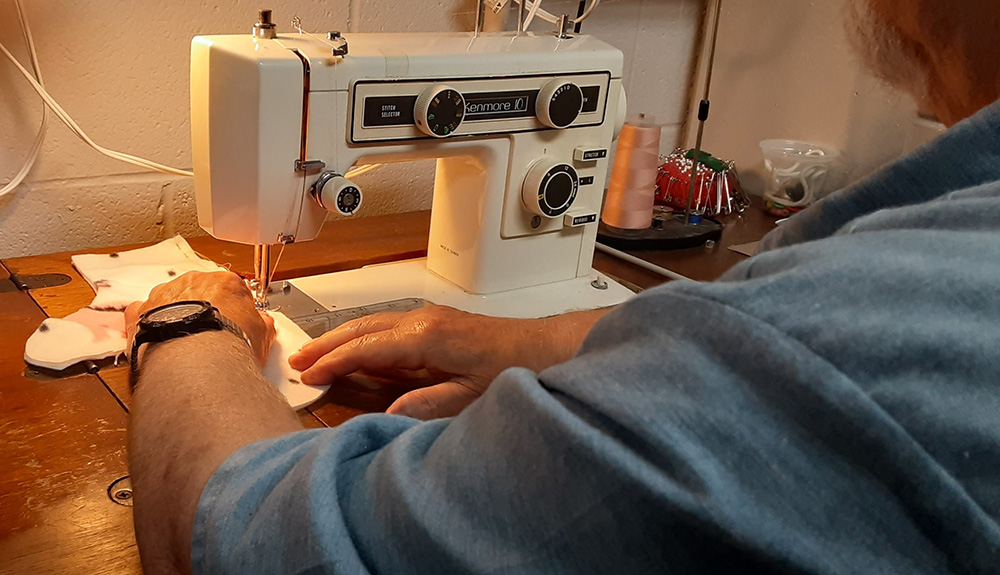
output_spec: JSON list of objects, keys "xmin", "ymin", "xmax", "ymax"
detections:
[
  {"xmin": 684, "ymin": 0, "xmax": 933, "ymax": 197},
  {"xmin": 0, "ymin": 0, "xmax": 703, "ymax": 258}
]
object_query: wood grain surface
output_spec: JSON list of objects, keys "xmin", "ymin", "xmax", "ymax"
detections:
[{"xmin": 0, "ymin": 264, "xmax": 139, "ymax": 575}]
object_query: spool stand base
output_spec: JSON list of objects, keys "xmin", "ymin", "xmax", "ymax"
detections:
[{"xmin": 597, "ymin": 213, "xmax": 723, "ymax": 251}]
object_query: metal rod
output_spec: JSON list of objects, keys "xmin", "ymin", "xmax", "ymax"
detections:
[
  {"xmin": 556, "ymin": 14, "xmax": 568, "ymax": 38},
  {"xmin": 701, "ymin": 0, "xmax": 724, "ymax": 102},
  {"xmin": 474, "ymin": 0, "xmax": 486, "ymax": 37},
  {"xmin": 683, "ymin": 120, "xmax": 707, "ymax": 223},
  {"xmin": 684, "ymin": 0, "xmax": 724, "ymax": 224},
  {"xmin": 253, "ymin": 244, "xmax": 271, "ymax": 309}
]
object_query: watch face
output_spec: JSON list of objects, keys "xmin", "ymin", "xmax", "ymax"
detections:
[{"xmin": 145, "ymin": 302, "xmax": 208, "ymax": 323}]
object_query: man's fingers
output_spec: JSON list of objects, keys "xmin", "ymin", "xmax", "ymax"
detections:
[
  {"xmin": 289, "ymin": 312, "xmax": 408, "ymax": 370},
  {"xmin": 385, "ymin": 382, "xmax": 482, "ymax": 420},
  {"xmin": 299, "ymin": 330, "xmax": 425, "ymax": 386}
]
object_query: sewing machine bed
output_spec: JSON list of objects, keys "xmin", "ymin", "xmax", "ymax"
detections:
[{"xmin": 272, "ymin": 258, "xmax": 635, "ymax": 334}]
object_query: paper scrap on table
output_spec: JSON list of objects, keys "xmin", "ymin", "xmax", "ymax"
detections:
[
  {"xmin": 728, "ymin": 241, "xmax": 760, "ymax": 258},
  {"xmin": 23, "ymin": 236, "xmax": 328, "ymax": 410}
]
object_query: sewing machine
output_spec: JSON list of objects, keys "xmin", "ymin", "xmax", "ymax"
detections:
[{"xmin": 190, "ymin": 11, "xmax": 633, "ymax": 325}]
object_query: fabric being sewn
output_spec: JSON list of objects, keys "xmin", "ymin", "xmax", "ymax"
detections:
[{"xmin": 23, "ymin": 236, "xmax": 328, "ymax": 409}]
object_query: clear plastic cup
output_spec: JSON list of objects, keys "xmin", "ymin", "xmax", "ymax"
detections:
[{"xmin": 759, "ymin": 140, "xmax": 840, "ymax": 208}]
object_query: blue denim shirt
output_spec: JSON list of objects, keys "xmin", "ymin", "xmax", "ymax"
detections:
[{"xmin": 192, "ymin": 102, "xmax": 1000, "ymax": 574}]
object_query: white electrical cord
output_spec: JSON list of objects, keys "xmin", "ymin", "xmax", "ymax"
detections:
[
  {"xmin": 516, "ymin": 0, "xmax": 600, "ymax": 29},
  {"xmin": 571, "ymin": 0, "xmax": 601, "ymax": 22},
  {"xmin": 0, "ymin": 0, "xmax": 47, "ymax": 198},
  {"xmin": 3, "ymin": 0, "xmax": 200, "ymax": 187},
  {"xmin": 523, "ymin": 0, "xmax": 546, "ymax": 29},
  {"xmin": 1, "ymin": 5, "xmax": 381, "ymax": 194},
  {"xmin": 0, "ymin": 38, "xmax": 195, "ymax": 178},
  {"xmin": 595, "ymin": 242, "xmax": 697, "ymax": 283}
]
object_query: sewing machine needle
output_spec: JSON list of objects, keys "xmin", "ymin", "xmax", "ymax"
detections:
[{"xmin": 253, "ymin": 243, "xmax": 271, "ymax": 310}]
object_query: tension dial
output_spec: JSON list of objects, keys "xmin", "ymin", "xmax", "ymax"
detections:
[{"xmin": 536, "ymin": 80, "xmax": 583, "ymax": 129}]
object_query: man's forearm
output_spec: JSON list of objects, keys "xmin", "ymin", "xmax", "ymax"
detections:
[
  {"xmin": 540, "ymin": 306, "xmax": 615, "ymax": 365},
  {"xmin": 128, "ymin": 331, "xmax": 304, "ymax": 575}
]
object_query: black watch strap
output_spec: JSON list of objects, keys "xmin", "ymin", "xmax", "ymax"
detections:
[{"xmin": 128, "ymin": 302, "xmax": 252, "ymax": 389}]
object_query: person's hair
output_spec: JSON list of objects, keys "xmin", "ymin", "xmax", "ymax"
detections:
[{"xmin": 843, "ymin": 0, "xmax": 929, "ymax": 101}]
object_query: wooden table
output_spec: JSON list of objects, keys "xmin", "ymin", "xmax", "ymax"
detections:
[
  {"xmin": 0, "ymin": 202, "xmax": 776, "ymax": 573},
  {"xmin": 593, "ymin": 198, "xmax": 777, "ymax": 290}
]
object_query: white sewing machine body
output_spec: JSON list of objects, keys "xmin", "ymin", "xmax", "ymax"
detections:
[{"xmin": 191, "ymin": 29, "xmax": 633, "ymax": 318}]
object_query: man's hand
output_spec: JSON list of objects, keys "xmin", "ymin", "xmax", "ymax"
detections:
[
  {"xmin": 124, "ymin": 270, "xmax": 275, "ymax": 366},
  {"xmin": 289, "ymin": 305, "xmax": 612, "ymax": 419}
]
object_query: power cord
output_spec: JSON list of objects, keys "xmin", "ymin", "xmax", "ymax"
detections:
[
  {"xmin": 1, "ymin": 1, "xmax": 379, "ymax": 196},
  {"xmin": 0, "ymin": 0, "xmax": 46, "ymax": 197},
  {"xmin": 515, "ymin": 0, "xmax": 600, "ymax": 30},
  {"xmin": 0, "ymin": 1, "xmax": 195, "ymax": 184}
]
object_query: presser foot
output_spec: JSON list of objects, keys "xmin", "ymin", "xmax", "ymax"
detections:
[
  {"xmin": 248, "ymin": 279, "xmax": 300, "ymax": 312},
  {"xmin": 247, "ymin": 279, "xmax": 270, "ymax": 310}
]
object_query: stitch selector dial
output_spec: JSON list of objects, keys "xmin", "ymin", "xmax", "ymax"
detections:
[
  {"xmin": 536, "ymin": 80, "xmax": 583, "ymax": 129},
  {"xmin": 414, "ymin": 85, "xmax": 465, "ymax": 138},
  {"xmin": 522, "ymin": 159, "xmax": 580, "ymax": 218}
]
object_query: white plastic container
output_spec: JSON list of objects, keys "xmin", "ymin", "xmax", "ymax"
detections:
[{"xmin": 759, "ymin": 140, "xmax": 840, "ymax": 208}]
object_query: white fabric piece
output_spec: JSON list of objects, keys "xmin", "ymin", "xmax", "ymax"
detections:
[
  {"xmin": 265, "ymin": 311, "xmax": 329, "ymax": 410},
  {"xmin": 24, "ymin": 308, "xmax": 127, "ymax": 371},
  {"xmin": 24, "ymin": 236, "xmax": 327, "ymax": 410},
  {"xmin": 73, "ymin": 237, "xmax": 225, "ymax": 310},
  {"xmin": 72, "ymin": 236, "xmax": 220, "ymax": 284}
]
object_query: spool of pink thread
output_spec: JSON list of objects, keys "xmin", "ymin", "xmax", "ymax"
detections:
[{"xmin": 601, "ymin": 114, "xmax": 661, "ymax": 229}]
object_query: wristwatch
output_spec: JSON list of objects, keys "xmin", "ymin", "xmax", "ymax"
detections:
[{"xmin": 129, "ymin": 300, "xmax": 252, "ymax": 386}]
